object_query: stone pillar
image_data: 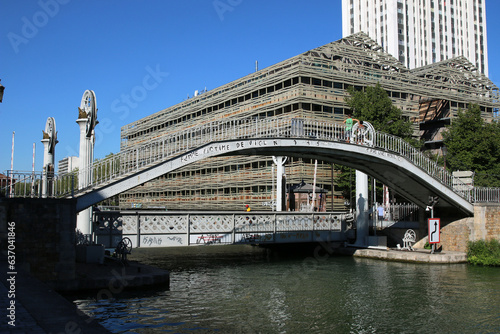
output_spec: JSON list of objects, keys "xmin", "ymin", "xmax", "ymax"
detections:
[
  {"xmin": 41, "ymin": 138, "xmax": 50, "ymax": 198},
  {"xmin": 41, "ymin": 117, "xmax": 57, "ymax": 198},
  {"xmin": 273, "ymin": 156, "xmax": 287, "ymax": 211},
  {"xmin": 354, "ymin": 170, "xmax": 369, "ymax": 247},
  {"xmin": 75, "ymin": 90, "xmax": 97, "ymax": 239},
  {"xmin": 76, "ymin": 118, "xmax": 91, "ymax": 236}
]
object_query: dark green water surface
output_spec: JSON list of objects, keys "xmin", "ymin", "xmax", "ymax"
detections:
[{"xmin": 72, "ymin": 245, "xmax": 500, "ymax": 333}]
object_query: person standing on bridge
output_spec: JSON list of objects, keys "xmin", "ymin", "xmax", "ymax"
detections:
[
  {"xmin": 343, "ymin": 113, "xmax": 359, "ymax": 142},
  {"xmin": 377, "ymin": 204, "xmax": 384, "ymax": 221},
  {"xmin": 356, "ymin": 120, "xmax": 366, "ymax": 144}
]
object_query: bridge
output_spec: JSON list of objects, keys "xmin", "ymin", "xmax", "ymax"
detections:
[
  {"xmin": 91, "ymin": 202, "xmax": 423, "ymax": 248},
  {"xmin": 4, "ymin": 116, "xmax": 499, "ymax": 250},
  {"xmin": 5, "ymin": 117, "xmax": 499, "ymax": 214},
  {"xmin": 39, "ymin": 117, "xmax": 496, "ymax": 215},
  {"xmin": 92, "ymin": 210, "xmax": 351, "ymax": 248}
]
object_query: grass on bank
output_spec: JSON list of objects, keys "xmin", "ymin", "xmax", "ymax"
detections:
[{"xmin": 467, "ymin": 239, "xmax": 500, "ymax": 266}]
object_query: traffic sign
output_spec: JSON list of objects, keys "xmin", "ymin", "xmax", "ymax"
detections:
[{"xmin": 428, "ymin": 218, "xmax": 440, "ymax": 244}]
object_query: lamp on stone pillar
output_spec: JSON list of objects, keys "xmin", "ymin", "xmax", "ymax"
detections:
[
  {"xmin": 41, "ymin": 137, "xmax": 49, "ymax": 197},
  {"xmin": 76, "ymin": 90, "xmax": 98, "ymax": 238},
  {"xmin": 41, "ymin": 117, "xmax": 57, "ymax": 198}
]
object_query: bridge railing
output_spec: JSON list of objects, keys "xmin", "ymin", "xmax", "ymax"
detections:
[
  {"xmin": 9, "ymin": 116, "xmax": 498, "ymax": 204},
  {"xmin": 1, "ymin": 170, "xmax": 44, "ymax": 198},
  {"xmin": 473, "ymin": 187, "xmax": 500, "ymax": 202},
  {"xmin": 93, "ymin": 210, "xmax": 349, "ymax": 248},
  {"xmin": 52, "ymin": 118, "xmax": 297, "ymax": 197},
  {"xmin": 52, "ymin": 118, "xmax": 351, "ymax": 197},
  {"xmin": 384, "ymin": 203, "xmax": 421, "ymax": 222},
  {"xmin": 372, "ymin": 131, "xmax": 473, "ymax": 201}
]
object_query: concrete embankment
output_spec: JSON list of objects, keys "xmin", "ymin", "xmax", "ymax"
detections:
[
  {"xmin": 1, "ymin": 262, "xmax": 111, "ymax": 334},
  {"xmin": 337, "ymin": 247, "xmax": 467, "ymax": 263},
  {"xmin": 1, "ymin": 258, "xmax": 169, "ymax": 334}
]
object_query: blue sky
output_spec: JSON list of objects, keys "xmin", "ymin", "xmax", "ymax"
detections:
[{"xmin": 1, "ymin": 0, "xmax": 499, "ymax": 174}]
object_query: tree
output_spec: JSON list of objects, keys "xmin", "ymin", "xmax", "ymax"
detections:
[
  {"xmin": 442, "ymin": 104, "xmax": 500, "ymax": 187},
  {"xmin": 336, "ymin": 83, "xmax": 418, "ymax": 206}
]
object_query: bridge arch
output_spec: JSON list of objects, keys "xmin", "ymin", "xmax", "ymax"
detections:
[{"xmin": 75, "ymin": 136, "xmax": 473, "ymax": 215}]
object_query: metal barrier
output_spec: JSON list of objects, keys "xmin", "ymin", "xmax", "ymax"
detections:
[{"xmin": 388, "ymin": 203, "xmax": 420, "ymax": 222}]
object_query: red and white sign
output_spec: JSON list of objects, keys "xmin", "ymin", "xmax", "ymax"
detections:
[{"xmin": 428, "ymin": 218, "xmax": 441, "ymax": 244}]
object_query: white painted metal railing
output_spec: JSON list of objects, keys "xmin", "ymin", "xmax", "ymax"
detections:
[
  {"xmin": 4, "ymin": 116, "xmax": 499, "ymax": 204},
  {"xmin": 93, "ymin": 210, "xmax": 348, "ymax": 248},
  {"xmin": 1, "ymin": 170, "xmax": 44, "ymax": 198},
  {"xmin": 473, "ymin": 187, "xmax": 500, "ymax": 203}
]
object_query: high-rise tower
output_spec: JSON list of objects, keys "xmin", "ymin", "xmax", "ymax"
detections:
[{"xmin": 342, "ymin": 0, "xmax": 488, "ymax": 75}]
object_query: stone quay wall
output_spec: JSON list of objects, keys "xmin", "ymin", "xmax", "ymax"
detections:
[
  {"xmin": 0, "ymin": 198, "xmax": 76, "ymax": 288},
  {"xmin": 429, "ymin": 203, "xmax": 500, "ymax": 252}
]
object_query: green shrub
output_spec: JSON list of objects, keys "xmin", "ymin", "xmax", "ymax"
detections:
[{"xmin": 467, "ymin": 239, "xmax": 500, "ymax": 266}]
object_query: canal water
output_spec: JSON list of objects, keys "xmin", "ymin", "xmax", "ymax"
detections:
[{"xmin": 72, "ymin": 244, "xmax": 500, "ymax": 333}]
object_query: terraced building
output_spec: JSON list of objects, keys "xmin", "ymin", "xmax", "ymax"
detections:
[{"xmin": 119, "ymin": 33, "xmax": 499, "ymax": 211}]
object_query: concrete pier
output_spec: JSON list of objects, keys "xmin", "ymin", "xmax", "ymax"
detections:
[{"xmin": 339, "ymin": 247, "xmax": 467, "ymax": 264}]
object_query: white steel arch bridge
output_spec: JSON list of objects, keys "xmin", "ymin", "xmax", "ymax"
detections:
[{"xmin": 45, "ymin": 117, "xmax": 498, "ymax": 215}]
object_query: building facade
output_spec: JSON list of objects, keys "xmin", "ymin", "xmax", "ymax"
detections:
[
  {"xmin": 119, "ymin": 33, "xmax": 498, "ymax": 211},
  {"xmin": 342, "ymin": 0, "xmax": 488, "ymax": 75},
  {"xmin": 58, "ymin": 156, "xmax": 79, "ymax": 174}
]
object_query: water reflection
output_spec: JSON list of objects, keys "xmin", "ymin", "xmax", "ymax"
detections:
[{"xmin": 72, "ymin": 245, "xmax": 500, "ymax": 333}]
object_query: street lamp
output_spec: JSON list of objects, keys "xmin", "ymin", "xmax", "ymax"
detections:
[
  {"xmin": 426, "ymin": 196, "xmax": 439, "ymax": 254},
  {"xmin": 0, "ymin": 80, "xmax": 5, "ymax": 103}
]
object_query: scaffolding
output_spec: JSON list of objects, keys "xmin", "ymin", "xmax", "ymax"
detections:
[{"xmin": 118, "ymin": 32, "xmax": 499, "ymax": 211}]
